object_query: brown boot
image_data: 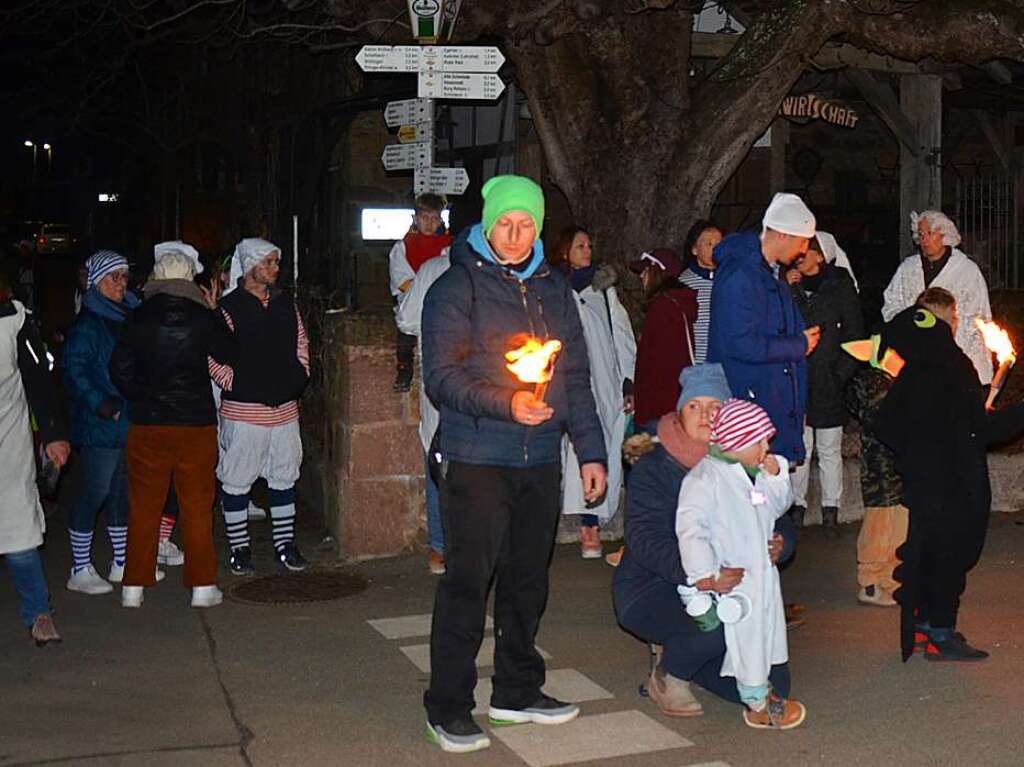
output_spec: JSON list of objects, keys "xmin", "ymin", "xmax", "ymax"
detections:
[
  {"xmin": 647, "ymin": 665, "xmax": 703, "ymax": 717},
  {"xmin": 30, "ymin": 613, "xmax": 62, "ymax": 647}
]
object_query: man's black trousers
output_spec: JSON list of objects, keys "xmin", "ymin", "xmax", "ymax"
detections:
[{"xmin": 424, "ymin": 460, "xmax": 561, "ymax": 726}]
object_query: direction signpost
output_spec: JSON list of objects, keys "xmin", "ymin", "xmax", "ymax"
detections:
[
  {"xmin": 414, "ymin": 167, "xmax": 470, "ymax": 196},
  {"xmin": 358, "ymin": 34, "xmax": 505, "ymax": 197}
]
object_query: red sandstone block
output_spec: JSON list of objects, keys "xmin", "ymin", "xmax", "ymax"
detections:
[
  {"xmin": 344, "ymin": 349, "xmax": 409, "ymax": 425},
  {"xmin": 340, "ymin": 478, "xmax": 422, "ymax": 558},
  {"xmin": 347, "ymin": 422, "xmax": 423, "ymax": 479}
]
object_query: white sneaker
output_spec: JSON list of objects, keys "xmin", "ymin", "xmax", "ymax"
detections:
[
  {"xmin": 158, "ymin": 539, "xmax": 185, "ymax": 566},
  {"xmin": 121, "ymin": 585, "xmax": 144, "ymax": 608},
  {"xmin": 191, "ymin": 585, "xmax": 223, "ymax": 608},
  {"xmin": 247, "ymin": 503, "xmax": 267, "ymax": 521},
  {"xmin": 67, "ymin": 564, "xmax": 113, "ymax": 595},
  {"xmin": 108, "ymin": 563, "xmax": 165, "ymax": 584}
]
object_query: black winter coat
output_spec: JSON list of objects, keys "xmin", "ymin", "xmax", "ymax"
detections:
[
  {"xmin": 110, "ymin": 282, "xmax": 235, "ymax": 426},
  {"xmin": 790, "ymin": 264, "xmax": 864, "ymax": 428}
]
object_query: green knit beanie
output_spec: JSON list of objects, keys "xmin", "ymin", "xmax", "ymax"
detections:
[{"xmin": 481, "ymin": 175, "xmax": 545, "ymax": 238}]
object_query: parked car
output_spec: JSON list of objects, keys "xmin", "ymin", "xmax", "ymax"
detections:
[{"xmin": 34, "ymin": 223, "xmax": 75, "ymax": 255}]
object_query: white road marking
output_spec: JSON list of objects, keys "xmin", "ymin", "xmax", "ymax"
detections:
[
  {"xmin": 399, "ymin": 636, "xmax": 550, "ymax": 673},
  {"xmin": 489, "ymin": 709, "xmax": 693, "ymax": 767}
]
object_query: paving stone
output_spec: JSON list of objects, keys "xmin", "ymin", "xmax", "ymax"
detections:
[
  {"xmin": 399, "ymin": 636, "xmax": 550, "ymax": 673},
  {"xmin": 367, "ymin": 612, "xmax": 492, "ymax": 640}
]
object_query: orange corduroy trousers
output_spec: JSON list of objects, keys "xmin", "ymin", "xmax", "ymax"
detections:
[{"xmin": 123, "ymin": 424, "xmax": 218, "ymax": 588}]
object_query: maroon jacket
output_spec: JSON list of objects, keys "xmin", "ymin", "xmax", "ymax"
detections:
[{"xmin": 634, "ymin": 286, "xmax": 698, "ymax": 426}]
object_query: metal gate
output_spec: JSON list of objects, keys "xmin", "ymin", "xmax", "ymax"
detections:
[{"xmin": 956, "ymin": 173, "xmax": 1021, "ymax": 290}]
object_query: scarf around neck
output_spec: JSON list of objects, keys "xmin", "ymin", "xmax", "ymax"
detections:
[
  {"xmin": 467, "ymin": 223, "xmax": 546, "ymax": 281},
  {"xmin": 570, "ymin": 264, "xmax": 596, "ymax": 293},
  {"xmin": 83, "ymin": 286, "xmax": 138, "ymax": 322},
  {"xmin": 709, "ymin": 444, "xmax": 760, "ymax": 478},
  {"xmin": 656, "ymin": 413, "xmax": 709, "ymax": 469}
]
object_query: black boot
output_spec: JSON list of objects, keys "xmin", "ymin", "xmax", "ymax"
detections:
[
  {"xmin": 821, "ymin": 506, "xmax": 840, "ymax": 539},
  {"xmin": 788, "ymin": 504, "xmax": 806, "ymax": 529}
]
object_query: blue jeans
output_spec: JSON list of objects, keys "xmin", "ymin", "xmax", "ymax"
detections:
[
  {"xmin": 4, "ymin": 548, "xmax": 51, "ymax": 626},
  {"xmin": 426, "ymin": 453, "xmax": 444, "ymax": 554},
  {"xmin": 69, "ymin": 446, "xmax": 128, "ymax": 532}
]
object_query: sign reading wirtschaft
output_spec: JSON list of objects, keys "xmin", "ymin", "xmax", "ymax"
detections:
[{"xmin": 779, "ymin": 93, "xmax": 859, "ymax": 128}]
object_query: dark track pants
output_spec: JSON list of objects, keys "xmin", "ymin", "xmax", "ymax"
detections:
[{"xmin": 424, "ymin": 461, "xmax": 561, "ymax": 726}]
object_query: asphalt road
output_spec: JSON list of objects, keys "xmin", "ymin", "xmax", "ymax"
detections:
[{"xmin": 2, "ymin": 513, "xmax": 1023, "ymax": 767}]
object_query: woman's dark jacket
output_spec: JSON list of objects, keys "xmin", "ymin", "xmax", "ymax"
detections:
[
  {"xmin": 634, "ymin": 287, "xmax": 698, "ymax": 426},
  {"xmin": 613, "ymin": 436, "xmax": 795, "ymax": 620},
  {"xmin": 790, "ymin": 263, "xmax": 864, "ymax": 428},
  {"xmin": 110, "ymin": 281, "xmax": 235, "ymax": 426},
  {"xmin": 421, "ymin": 226, "xmax": 606, "ymax": 469},
  {"xmin": 63, "ymin": 301, "xmax": 131, "ymax": 447}
]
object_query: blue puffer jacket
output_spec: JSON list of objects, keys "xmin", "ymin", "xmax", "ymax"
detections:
[
  {"xmin": 63, "ymin": 291, "xmax": 135, "ymax": 447},
  {"xmin": 422, "ymin": 225, "xmax": 606, "ymax": 468},
  {"xmin": 707, "ymin": 231, "xmax": 808, "ymax": 462},
  {"xmin": 613, "ymin": 437, "xmax": 795, "ymax": 619}
]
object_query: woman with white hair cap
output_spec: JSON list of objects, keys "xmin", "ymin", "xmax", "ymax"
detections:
[
  {"xmin": 882, "ymin": 211, "xmax": 993, "ymax": 385},
  {"xmin": 111, "ymin": 244, "xmax": 235, "ymax": 608}
]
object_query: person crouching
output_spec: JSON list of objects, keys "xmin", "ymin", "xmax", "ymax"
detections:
[
  {"xmin": 110, "ymin": 247, "xmax": 234, "ymax": 608},
  {"xmin": 675, "ymin": 398, "xmax": 806, "ymax": 729}
]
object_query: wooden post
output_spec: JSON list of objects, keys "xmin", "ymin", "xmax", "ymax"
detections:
[
  {"xmin": 770, "ymin": 119, "xmax": 788, "ymax": 195},
  {"xmin": 899, "ymin": 74, "xmax": 942, "ymax": 259}
]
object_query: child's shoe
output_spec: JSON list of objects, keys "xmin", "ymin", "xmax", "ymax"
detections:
[{"xmin": 743, "ymin": 693, "xmax": 806, "ymax": 730}]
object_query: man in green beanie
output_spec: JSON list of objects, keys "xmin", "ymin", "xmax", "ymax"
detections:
[{"xmin": 421, "ymin": 175, "xmax": 607, "ymax": 753}]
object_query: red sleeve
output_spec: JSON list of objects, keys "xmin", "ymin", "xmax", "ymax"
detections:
[{"xmin": 633, "ymin": 292, "xmax": 697, "ymax": 426}]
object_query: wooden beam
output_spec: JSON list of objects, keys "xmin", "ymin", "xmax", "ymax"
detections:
[
  {"xmin": 689, "ymin": 32, "xmax": 920, "ymax": 75},
  {"xmin": 845, "ymin": 69, "xmax": 921, "ymax": 156},
  {"xmin": 899, "ymin": 74, "xmax": 942, "ymax": 258},
  {"xmin": 971, "ymin": 109, "xmax": 1013, "ymax": 172}
]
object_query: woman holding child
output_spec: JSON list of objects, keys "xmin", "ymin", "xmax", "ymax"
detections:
[{"xmin": 613, "ymin": 363, "xmax": 802, "ymax": 730}]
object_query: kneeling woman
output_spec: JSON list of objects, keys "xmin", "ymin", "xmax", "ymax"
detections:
[{"xmin": 612, "ymin": 364, "xmax": 795, "ymax": 725}]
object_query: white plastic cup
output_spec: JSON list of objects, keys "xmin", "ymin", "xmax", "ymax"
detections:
[
  {"xmin": 716, "ymin": 592, "xmax": 753, "ymax": 624},
  {"xmin": 684, "ymin": 592, "xmax": 714, "ymax": 618}
]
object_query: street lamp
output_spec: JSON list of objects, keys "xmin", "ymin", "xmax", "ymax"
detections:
[
  {"xmin": 42, "ymin": 143, "xmax": 52, "ymax": 173},
  {"xmin": 23, "ymin": 140, "xmax": 37, "ymax": 176}
]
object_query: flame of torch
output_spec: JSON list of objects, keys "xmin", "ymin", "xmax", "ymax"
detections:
[
  {"xmin": 505, "ymin": 338, "xmax": 562, "ymax": 403},
  {"xmin": 976, "ymin": 319, "xmax": 1017, "ymax": 411}
]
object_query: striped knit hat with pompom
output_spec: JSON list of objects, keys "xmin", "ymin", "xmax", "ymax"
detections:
[
  {"xmin": 85, "ymin": 250, "xmax": 129, "ymax": 288},
  {"xmin": 710, "ymin": 398, "xmax": 776, "ymax": 454}
]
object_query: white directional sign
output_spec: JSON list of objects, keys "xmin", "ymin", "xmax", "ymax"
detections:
[
  {"xmin": 384, "ymin": 98, "xmax": 434, "ymax": 127},
  {"xmin": 418, "ymin": 71, "xmax": 505, "ymax": 100},
  {"xmin": 356, "ymin": 45, "xmax": 424, "ymax": 73},
  {"xmin": 382, "ymin": 141, "xmax": 433, "ymax": 171},
  {"xmin": 419, "ymin": 46, "xmax": 504, "ymax": 72},
  {"xmin": 415, "ymin": 167, "xmax": 470, "ymax": 196},
  {"xmin": 357, "ymin": 45, "xmax": 504, "ymax": 74}
]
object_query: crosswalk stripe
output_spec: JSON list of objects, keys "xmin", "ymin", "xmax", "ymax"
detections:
[
  {"xmin": 367, "ymin": 613, "xmax": 494, "ymax": 640},
  {"xmin": 489, "ymin": 709, "xmax": 693, "ymax": 767},
  {"xmin": 399, "ymin": 636, "xmax": 551, "ymax": 673},
  {"xmin": 472, "ymin": 668, "xmax": 614, "ymax": 714}
]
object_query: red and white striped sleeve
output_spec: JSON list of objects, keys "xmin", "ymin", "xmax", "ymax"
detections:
[{"xmin": 296, "ymin": 305, "xmax": 310, "ymax": 375}]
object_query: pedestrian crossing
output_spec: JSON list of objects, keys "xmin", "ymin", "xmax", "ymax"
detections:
[{"xmin": 368, "ymin": 611, "xmax": 736, "ymax": 766}]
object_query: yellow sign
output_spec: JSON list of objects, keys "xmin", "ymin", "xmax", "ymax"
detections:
[{"xmin": 398, "ymin": 123, "xmax": 432, "ymax": 143}]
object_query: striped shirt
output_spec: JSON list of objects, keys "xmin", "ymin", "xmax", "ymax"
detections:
[
  {"xmin": 678, "ymin": 265, "xmax": 714, "ymax": 364},
  {"xmin": 208, "ymin": 293, "xmax": 310, "ymax": 427}
]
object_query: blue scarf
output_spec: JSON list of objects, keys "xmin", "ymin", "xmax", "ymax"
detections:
[
  {"xmin": 467, "ymin": 223, "xmax": 546, "ymax": 281},
  {"xmin": 570, "ymin": 264, "xmax": 596, "ymax": 293},
  {"xmin": 82, "ymin": 286, "xmax": 139, "ymax": 322},
  {"xmin": 687, "ymin": 263, "xmax": 715, "ymax": 281}
]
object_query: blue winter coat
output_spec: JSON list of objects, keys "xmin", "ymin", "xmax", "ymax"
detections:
[
  {"xmin": 707, "ymin": 231, "xmax": 808, "ymax": 462},
  {"xmin": 422, "ymin": 225, "xmax": 607, "ymax": 469},
  {"xmin": 63, "ymin": 300, "xmax": 131, "ymax": 448},
  {"xmin": 613, "ymin": 437, "xmax": 795, "ymax": 619}
]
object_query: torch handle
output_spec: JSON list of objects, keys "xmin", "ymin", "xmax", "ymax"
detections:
[{"xmin": 534, "ymin": 381, "xmax": 549, "ymax": 403}]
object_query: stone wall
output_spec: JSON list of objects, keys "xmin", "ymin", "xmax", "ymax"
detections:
[{"xmin": 317, "ymin": 310, "xmax": 426, "ymax": 561}]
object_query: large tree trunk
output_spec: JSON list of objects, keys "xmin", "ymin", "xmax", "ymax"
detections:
[{"xmin": 509, "ymin": 1, "xmax": 842, "ymax": 283}]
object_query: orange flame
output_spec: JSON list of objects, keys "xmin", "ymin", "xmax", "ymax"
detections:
[
  {"xmin": 505, "ymin": 338, "xmax": 562, "ymax": 384},
  {"xmin": 975, "ymin": 319, "xmax": 1017, "ymax": 365}
]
